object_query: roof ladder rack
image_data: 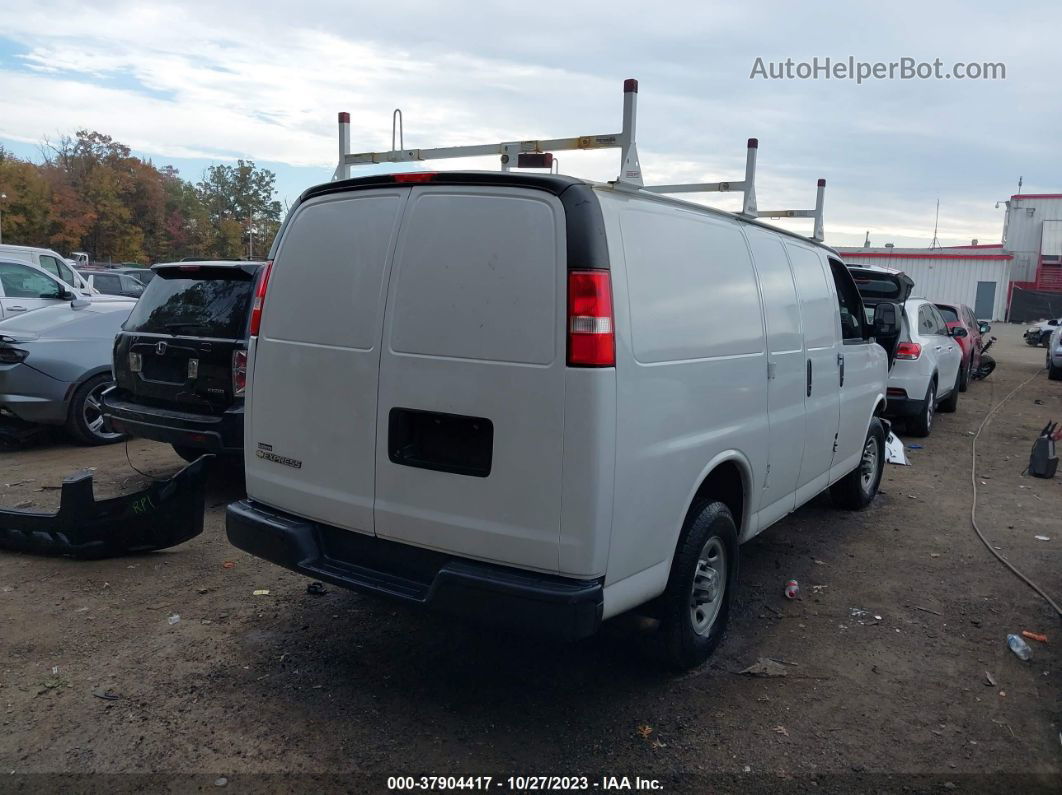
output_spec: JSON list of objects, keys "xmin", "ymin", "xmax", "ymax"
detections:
[
  {"xmin": 334, "ymin": 79, "xmax": 828, "ymax": 242},
  {"xmin": 643, "ymin": 137, "xmax": 760, "ymax": 217},
  {"xmin": 335, "ymin": 79, "xmax": 643, "ymax": 186},
  {"xmin": 757, "ymin": 178, "xmax": 827, "ymax": 242}
]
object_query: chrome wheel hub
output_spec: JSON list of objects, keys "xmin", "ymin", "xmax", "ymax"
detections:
[
  {"xmin": 84, "ymin": 382, "xmax": 122, "ymax": 441},
  {"xmin": 689, "ymin": 536, "xmax": 726, "ymax": 636},
  {"xmin": 860, "ymin": 436, "xmax": 879, "ymax": 493}
]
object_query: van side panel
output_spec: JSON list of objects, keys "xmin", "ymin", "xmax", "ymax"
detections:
[
  {"xmin": 558, "ymin": 368, "xmax": 616, "ymax": 578},
  {"xmin": 373, "ymin": 187, "xmax": 568, "ymax": 573},
  {"xmin": 245, "ymin": 190, "xmax": 408, "ymax": 533},
  {"xmin": 785, "ymin": 243, "xmax": 841, "ymax": 501},
  {"xmin": 827, "ymin": 258, "xmax": 887, "ymax": 483},
  {"xmin": 743, "ymin": 228, "xmax": 806, "ymax": 529},
  {"xmin": 603, "ymin": 191, "xmax": 768, "ymax": 587}
]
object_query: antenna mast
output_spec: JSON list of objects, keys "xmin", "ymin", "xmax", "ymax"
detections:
[{"xmin": 929, "ymin": 198, "xmax": 942, "ymax": 249}]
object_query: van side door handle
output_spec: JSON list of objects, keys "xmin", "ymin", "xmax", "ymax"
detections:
[
  {"xmin": 806, "ymin": 359, "xmax": 813, "ymax": 397},
  {"xmin": 837, "ymin": 352, "xmax": 845, "ymax": 387}
]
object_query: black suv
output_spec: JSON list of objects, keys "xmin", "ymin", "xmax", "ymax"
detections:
[{"xmin": 101, "ymin": 261, "xmax": 264, "ymax": 463}]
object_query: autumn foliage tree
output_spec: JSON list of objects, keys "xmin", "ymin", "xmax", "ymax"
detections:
[{"xmin": 0, "ymin": 132, "xmax": 282, "ymax": 263}]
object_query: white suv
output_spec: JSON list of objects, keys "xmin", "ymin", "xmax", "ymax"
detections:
[
  {"xmin": 226, "ymin": 171, "xmax": 896, "ymax": 669},
  {"xmin": 886, "ymin": 298, "xmax": 963, "ymax": 436}
]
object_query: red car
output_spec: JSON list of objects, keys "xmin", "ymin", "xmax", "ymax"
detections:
[{"xmin": 934, "ymin": 303, "xmax": 990, "ymax": 391}]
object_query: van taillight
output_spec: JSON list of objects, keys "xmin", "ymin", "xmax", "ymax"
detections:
[
  {"xmin": 567, "ymin": 270, "xmax": 615, "ymax": 367},
  {"xmin": 895, "ymin": 342, "xmax": 922, "ymax": 360},
  {"xmin": 233, "ymin": 350, "xmax": 248, "ymax": 395},
  {"xmin": 249, "ymin": 260, "xmax": 272, "ymax": 336}
]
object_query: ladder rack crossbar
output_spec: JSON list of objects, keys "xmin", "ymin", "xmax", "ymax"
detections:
[
  {"xmin": 644, "ymin": 181, "xmax": 747, "ymax": 194},
  {"xmin": 344, "ymin": 133, "xmax": 624, "ymax": 166},
  {"xmin": 758, "ymin": 209, "xmax": 815, "ymax": 218}
]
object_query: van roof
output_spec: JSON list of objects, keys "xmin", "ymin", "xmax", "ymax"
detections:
[{"xmin": 299, "ymin": 171, "xmax": 841, "ymax": 257}]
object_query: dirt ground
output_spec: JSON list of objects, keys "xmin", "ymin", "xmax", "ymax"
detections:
[{"xmin": 0, "ymin": 328, "xmax": 1059, "ymax": 793}]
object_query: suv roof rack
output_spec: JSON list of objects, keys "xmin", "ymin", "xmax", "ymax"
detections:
[{"xmin": 334, "ymin": 78, "xmax": 827, "ymax": 242}]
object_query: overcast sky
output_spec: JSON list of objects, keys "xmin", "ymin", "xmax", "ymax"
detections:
[{"xmin": 1, "ymin": 0, "xmax": 1060, "ymax": 247}]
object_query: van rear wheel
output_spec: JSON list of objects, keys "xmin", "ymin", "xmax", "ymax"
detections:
[
  {"xmin": 830, "ymin": 419, "xmax": 885, "ymax": 510},
  {"xmin": 659, "ymin": 500, "xmax": 738, "ymax": 671}
]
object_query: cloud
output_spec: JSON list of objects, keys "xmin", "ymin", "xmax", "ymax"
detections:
[{"xmin": 0, "ymin": 0, "xmax": 1060, "ymax": 246}]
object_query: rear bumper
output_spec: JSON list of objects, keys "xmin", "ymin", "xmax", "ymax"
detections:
[
  {"xmin": 884, "ymin": 396, "xmax": 924, "ymax": 417},
  {"xmin": 0, "ymin": 364, "xmax": 69, "ymax": 424},
  {"xmin": 226, "ymin": 499, "xmax": 604, "ymax": 641},
  {"xmin": 101, "ymin": 390, "xmax": 244, "ymax": 453}
]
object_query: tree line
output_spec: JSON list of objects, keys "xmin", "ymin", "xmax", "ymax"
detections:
[{"xmin": 0, "ymin": 131, "xmax": 282, "ymax": 264}]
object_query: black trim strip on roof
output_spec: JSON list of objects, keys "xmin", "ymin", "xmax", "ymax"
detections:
[
  {"xmin": 300, "ymin": 171, "xmax": 586, "ymax": 202},
  {"xmin": 295, "ymin": 172, "xmax": 610, "ymax": 271}
]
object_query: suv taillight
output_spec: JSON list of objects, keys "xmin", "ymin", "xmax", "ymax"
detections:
[
  {"xmin": 233, "ymin": 349, "xmax": 248, "ymax": 396},
  {"xmin": 895, "ymin": 342, "xmax": 922, "ymax": 360},
  {"xmin": 249, "ymin": 260, "xmax": 273, "ymax": 336},
  {"xmin": 567, "ymin": 270, "xmax": 615, "ymax": 367}
]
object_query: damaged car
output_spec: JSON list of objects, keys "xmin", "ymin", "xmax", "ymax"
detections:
[{"xmin": 0, "ymin": 298, "xmax": 135, "ymax": 445}]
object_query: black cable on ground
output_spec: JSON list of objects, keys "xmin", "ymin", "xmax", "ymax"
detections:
[
  {"xmin": 970, "ymin": 367, "xmax": 1062, "ymax": 619},
  {"xmin": 124, "ymin": 439, "xmax": 168, "ymax": 482}
]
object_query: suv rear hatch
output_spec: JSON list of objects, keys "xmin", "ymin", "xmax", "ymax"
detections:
[
  {"xmin": 113, "ymin": 264, "xmax": 259, "ymax": 413},
  {"xmin": 848, "ymin": 264, "xmax": 913, "ymax": 368}
]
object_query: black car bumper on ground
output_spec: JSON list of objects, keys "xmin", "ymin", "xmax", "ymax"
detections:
[
  {"xmin": 226, "ymin": 499, "xmax": 604, "ymax": 641},
  {"xmin": 101, "ymin": 389, "xmax": 244, "ymax": 454}
]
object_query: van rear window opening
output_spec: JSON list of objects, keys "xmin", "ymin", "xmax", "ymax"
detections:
[
  {"xmin": 124, "ymin": 270, "xmax": 255, "ymax": 339},
  {"xmin": 852, "ymin": 276, "xmax": 903, "ymax": 299}
]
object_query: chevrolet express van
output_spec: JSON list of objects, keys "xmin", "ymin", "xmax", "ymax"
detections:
[{"xmin": 227, "ymin": 171, "xmax": 896, "ymax": 668}]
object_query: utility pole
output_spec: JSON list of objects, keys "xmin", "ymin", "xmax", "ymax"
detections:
[{"xmin": 0, "ymin": 192, "xmax": 6, "ymax": 244}]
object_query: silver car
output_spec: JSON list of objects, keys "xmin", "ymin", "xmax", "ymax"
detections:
[{"xmin": 0, "ymin": 299, "xmax": 135, "ymax": 444}]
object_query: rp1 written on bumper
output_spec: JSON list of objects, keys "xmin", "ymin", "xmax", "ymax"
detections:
[
  {"xmin": 0, "ymin": 456, "xmax": 211, "ymax": 559},
  {"xmin": 226, "ymin": 499, "xmax": 604, "ymax": 641}
]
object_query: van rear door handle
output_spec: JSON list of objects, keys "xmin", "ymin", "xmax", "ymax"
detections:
[
  {"xmin": 7, "ymin": 305, "xmax": 27, "ymax": 312},
  {"xmin": 837, "ymin": 352, "xmax": 845, "ymax": 387},
  {"xmin": 806, "ymin": 359, "xmax": 813, "ymax": 397}
]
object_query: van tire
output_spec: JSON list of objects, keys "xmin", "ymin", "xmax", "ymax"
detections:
[
  {"xmin": 65, "ymin": 374, "xmax": 125, "ymax": 446},
  {"xmin": 938, "ymin": 369, "xmax": 960, "ymax": 413},
  {"xmin": 830, "ymin": 419, "xmax": 885, "ymax": 510},
  {"xmin": 908, "ymin": 380, "xmax": 935, "ymax": 437},
  {"xmin": 660, "ymin": 500, "xmax": 738, "ymax": 671}
]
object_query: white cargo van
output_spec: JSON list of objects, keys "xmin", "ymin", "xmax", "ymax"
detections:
[{"xmin": 227, "ymin": 167, "xmax": 898, "ymax": 668}]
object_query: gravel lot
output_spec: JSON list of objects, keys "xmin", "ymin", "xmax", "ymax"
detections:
[{"xmin": 1, "ymin": 328, "xmax": 1059, "ymax": 792}]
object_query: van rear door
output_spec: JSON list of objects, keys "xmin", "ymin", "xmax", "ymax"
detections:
[
  {"xmin": 245, "ymin": 189, "xmax": 409, "ymax": 535},
  {"xmin": 373, "ymin": 186, "xmax": 567, "ymax": 573}
]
